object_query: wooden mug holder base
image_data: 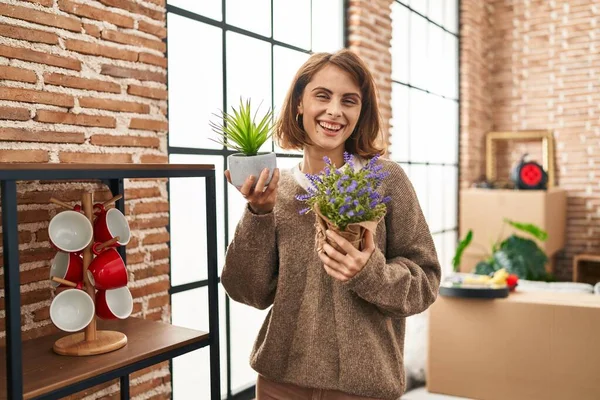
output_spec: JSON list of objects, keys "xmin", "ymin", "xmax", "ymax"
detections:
[
  {"xmin": 54, "ymin": 331, "xmax": 127, "ymax": 356},
  {"xmin": 51, "ymin": 191, "xmax": 128, "ymax": 356}
]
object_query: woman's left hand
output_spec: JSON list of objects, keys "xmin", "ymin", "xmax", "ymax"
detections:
[{"xmin": 318, "ymin": 229, "xmax": 376, "ymax": 282}]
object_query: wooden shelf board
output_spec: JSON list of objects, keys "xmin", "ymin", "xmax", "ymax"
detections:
[
  {"xmin": 0, "ymin": 318, "xmax": 208, "ymax": 399},
  {"xmin": 0, "ymin": 163, "xmax": 214, "ymax": 171}
]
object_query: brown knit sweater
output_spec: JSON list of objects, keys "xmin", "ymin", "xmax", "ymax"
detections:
[{"xmin": 221, "ymin": 159, "xmax": 441, "ymax": 399}]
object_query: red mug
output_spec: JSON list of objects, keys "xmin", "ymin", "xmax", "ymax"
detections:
[
  {"xmin": 93, "ymin": 203, "xmax": 131, "ymax": 247},
  {"xmin": 95, "ymin": 286, "xmax": 133, "ymax": 320},
  {"xmin": 50, "ymin": 252, "xmax": 83, "ymax": 288},
  {"xmin": 86, "ymin": 243, "xmax": 128, "ymax": 290}
]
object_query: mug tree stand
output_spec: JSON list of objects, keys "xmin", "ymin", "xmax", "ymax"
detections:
[{"xmin": 52, "ymin": 191, "xmax": 127, "ymax": 356}]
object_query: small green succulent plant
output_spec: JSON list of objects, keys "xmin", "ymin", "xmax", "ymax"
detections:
[{"xmin": 209, "ymin": 98, "xmax": 274, "ymax": 156}]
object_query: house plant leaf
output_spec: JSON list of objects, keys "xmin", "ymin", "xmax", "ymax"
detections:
[
  {"xmin": 504, "ymin": 218, "xmax": 548, "ymax": 241},
  {"xmin": 495, "ymin": 235, "xmax": 548, "ymax": 280},
  {"xmin": 452, "ymin": 230, "xmax": 473, "ymax": 272}
]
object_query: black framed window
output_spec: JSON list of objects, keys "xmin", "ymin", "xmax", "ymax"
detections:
[
  {"xmin": 165, "ymin": 1, "xmax": 345, "ymax": 398},
  {"xmin": 390, "ymin": 0, "xmax": 460, "ymax": 276}
]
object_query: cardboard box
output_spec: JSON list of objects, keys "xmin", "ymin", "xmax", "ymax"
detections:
[
  {"xmin": 427, "ymin": 292, "xmax": 600, "ymax": 400},
  {"xmin": 458, "ymin": 188, "xmax": 567, "ymax": 272}
]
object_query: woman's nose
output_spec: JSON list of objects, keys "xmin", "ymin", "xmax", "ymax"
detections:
[{"xmin": 326, "ymin": 101, "xmax": 342, "ymax": 117}]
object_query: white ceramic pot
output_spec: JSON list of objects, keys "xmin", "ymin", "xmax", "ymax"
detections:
[{"xmin": 227, "ymin": 152, "xmax": 277, "ymax": 189}]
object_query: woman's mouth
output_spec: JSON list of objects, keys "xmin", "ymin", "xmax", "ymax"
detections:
[{"xmin": 318, "ymin": 120, "xmax": 344, "ymax": 136}]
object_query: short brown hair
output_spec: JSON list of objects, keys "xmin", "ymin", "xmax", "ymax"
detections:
[{"xmin": 274, "ymin": 49, "xmax": 383, "ymax": 158}]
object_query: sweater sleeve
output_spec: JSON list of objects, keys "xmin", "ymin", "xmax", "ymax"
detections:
[
  {"xmin": 220, "ymin": 205, "xmax": 278, "ymax": 310},
  {"xmin": 344, "ymin": 162, "xmax": 441, "ymax": 318}
]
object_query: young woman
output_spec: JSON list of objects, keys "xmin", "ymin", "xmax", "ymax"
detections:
[{"xmin": 221, "ymin": 49, "xmax": 441, "ymax": 400}]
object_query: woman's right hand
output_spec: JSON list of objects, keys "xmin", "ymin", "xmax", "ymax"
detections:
[{"xmin": 225, "ymin": 168, "xmax": 280, "ymax": 215}]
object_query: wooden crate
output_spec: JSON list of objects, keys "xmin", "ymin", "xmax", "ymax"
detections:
[{"xmin": 573, "ymin": 254, "xmax": 600, "ymax": 284}]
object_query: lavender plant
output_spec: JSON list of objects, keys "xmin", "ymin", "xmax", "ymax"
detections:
[{"xmin": 296, "ymin": 152, "xmax": 391, "ymax": 231}]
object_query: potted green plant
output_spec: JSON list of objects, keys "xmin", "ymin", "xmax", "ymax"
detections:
[
  {"xmin": 452, "ymin": 218, "xmax": 554, "ymax": 281},
  {"xmin": 210, "ymin": 97, "xmax": 276, "ymax": 188}
]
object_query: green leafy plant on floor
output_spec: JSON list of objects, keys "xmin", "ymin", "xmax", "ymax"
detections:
[{"xmin": 452, "ymin": 219, "xmax": 554, "ymax": 281}]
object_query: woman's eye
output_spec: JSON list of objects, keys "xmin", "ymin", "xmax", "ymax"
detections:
[
  {"xmin": 344, "ymin": 99, "xmax": 357, "ymax": 105},
  {"xmin": 316, "ymin": 94, "xmax": 328, "ymax": 99}
]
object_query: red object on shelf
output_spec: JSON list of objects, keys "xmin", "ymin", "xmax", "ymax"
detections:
[{"xmin": 506, "ymin": 274, "xmax": 519, "ymax": 291}]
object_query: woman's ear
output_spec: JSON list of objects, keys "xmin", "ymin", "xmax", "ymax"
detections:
[{"xmin": 297, "ymin": 101, "xmax": 303, "ymax": 115}]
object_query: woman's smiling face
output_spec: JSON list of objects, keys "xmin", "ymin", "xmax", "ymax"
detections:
[{"xmin": 297, "ymin": 64, "xmax": 362, "ymax": 157}]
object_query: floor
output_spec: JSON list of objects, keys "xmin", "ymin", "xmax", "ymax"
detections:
[{"xmin": 401, "ymin": 387, "xmax": 470, "ymax": 400}]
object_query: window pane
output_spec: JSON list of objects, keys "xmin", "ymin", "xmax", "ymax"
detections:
[
  {"xmin": 273, "ymin": 46, "xmax": 309, "ymax": 155},
  {"xmin": 408, "ymin": 89, "xmax": 430, "ymax": 163},
  {"xmin": 409, "ymin": 0, "xmax": 428, "ymax": 16},
  {"xmin": 439, "ymin": 99, "xmax": 458, "ymax": 164},
  {"xmin": 391, "ymin": 2, "xmax": 409, "ymax": 84},
  {"xmin": 409, "ymin": 13, "xmax": 428, "ymax": 89},
  {"xmin": 443, "ymin": 165, "xmax": 458, "ymax": 231},
  {"xmin": 444, "ymin": 0, "xmax": 458, "ymax": 33},
  {"xmin": 227, "ymin": 0, "xmax": 271, "ymax": 37},
  {"xmin": 226, "ymin": 32, "xmax": 273, "ymax": 152},
  {"xmin": 427, "ymin": 165, "xmax": 444, "ymax": 233},
  {"xmin": 169, "ymin": 154, "xmax": 225, "ymax": 284},
  {"xmin": 390, "ymin": 83, "xmax": 409, "ymax": 161},
  {"xmin": 168, "ymin": 0, "xmax": 221, "ymax": 21},
  {"xmin": 229, "ymin": 301, "xmax": 268, "ymax": 389},
  {"xmin": 312, "ymin": 0, "xmax": 344, "ymax": 52},
  {"xmin": 428, "ymin": 0, "xmax": 444, "ymax": 26},
  {"xmin": 408, "ymin": 164, "xmax": 428, "ymax": 222},
  {"xmin": 427, "ymin": 95, "xmax": 445, "ymax": 163},
  {"xmin": 428, "ymin": 24, "xmax": 444, "ymax": 96},
  {"xmin": 432, "ymin": 232, "xmax": 444, "ymax": 276},
  {"xmin": 443, "ymin": 230, "xmax": 458, "ymax": 276},
  {"xmin": 443, "ymin": 34, "xmax": 459, "ymax": 99},
  {"xmin": 276, "ymin": 155, "xmax": 302, "ymax": 172},
  {"xmin": 168, "ymin": 16, "xmax": 222, "ymax": 149},
  {"xmin": 172, "ymin": 286, "xmax": 229, "ymax": 397},
  {"xmin": 273, "ymin": 0, "xmax": 311, "ymax": 50}
]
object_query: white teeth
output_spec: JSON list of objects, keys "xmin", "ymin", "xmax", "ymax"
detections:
[{"xmin": 319, "ymin": 121, "xmax": 342, "ymax": 131}]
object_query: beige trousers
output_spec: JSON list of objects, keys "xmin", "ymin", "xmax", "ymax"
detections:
[{"xmin": 256, "ymin": 375, "xmax": 383, "ymax": 400}]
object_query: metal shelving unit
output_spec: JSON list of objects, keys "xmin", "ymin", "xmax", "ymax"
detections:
[{"xmin": 0, "ymin": 163, "xmax": 220, "ymax": 400}]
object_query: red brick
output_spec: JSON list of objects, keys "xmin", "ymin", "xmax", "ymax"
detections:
[
  {"xmin": 148, "ymin": 248, "xmax": 169, "ymax": 263},
  {"xmin": 23, "ymin": 324, "xmax": 60, "ymax": 342},
  {"xmin": 133, "ymin": 263, "xmax": 169, "ymax": 280},
  {"xmin": 0, "ymin": 128, "xmax": 85, "ymax": 144},
  {"xmin": 79, "ymin": 97, "xmax": 150, "ymax": 113},
  {"xmin": 125, "ymin": 187, "xmax": 162, "ymax": 199},
  {"xmin": 130, "ymin": 279, "xmax": 170, "ymax": 299},
  {"xmin": 127, "ymin": 84, "xmax": 167, "ymax": 100},
  {"xmin": 137, "ymin": 20, "xmax": 166, "ymax": 39},
  {"xmin": 134, "ymin": 201, "xmax": 169, "ymax": 214},
  {"xmin": 0, "ymin": 149, "xmax": 48, "ymax": 163},
  {"xmin": 100, "ymin": 65, "xmax": 166, "ymax": 83},
  {"xmin": 65, "ymin": 39, "xmax": 138, "ymax": 62},
  {"xmin": 20, "ymin": 266, "xmax": 50, "ymax": 285},
  {"xmin": 83, "ymin": 23, "xmax": 102, "ymax": 38},
  {"xmin": 0, "ymin": 44, "xmax": 81, "ymax": 71},
  {"xmin": 33, "ymin": 306, "xmax": 50, "ymax": 322},
  {"xmin": 35, "ymin": 110, "xmax": 116, "ymax": 128},
  {"xmin": 130, "ymin": 377, "xmax": 163, "ymax": 398},
  {"xmin": 126, "ymin": 251, "xmax": 145, "ymax": 265},
  {"xmin": 44, "ymin": 73, "xmax": 121, "ymax": 94},
  {"xmin": 142, "ymin": 231, "xmax": 170, "ymax": 246},
  {"xmin": 0, "ymin": 65, "xmax": 37, "ymax": 83},
  {"xmin": 58, "ymin": 0, "xmax": 134, "ymax": 28},
  {"xmin": 0, "ymin": 3, "xmax": 81, "ymax": 32},
  {"xmin": 129, "ymin": 118, "xmax": 168, "ymax": 132},
  {"xmin": 145, "ymin": 310, "xmax": 163, "ymax": 321},
  {"xmin": 101, "ymin": 30, "xmax": 166, "ymax": 52},
  {"xmin": 138, "ymin": 53, "xmax": 167, "ymax": 68},
  {"xmin": 0, "ymin": 106, "xmax": 30, "ymax": 121},
  {"xmin": 98, "ymin": 0, "xmax": 165, "ymax": 21},
  {"xmin": 25, "ymin": 0, "xmax": 54, "ymax": 6},
  {"xmin": 140, "ymin": 154, "xmax": 168, "ymax": 163},
  {"xmin": 0, "ymin": 23, "xmax": 58, "ymax": 44},
  {"xmin": 144, "ymin": 0, "xmax": 166, "ymax": 7},
  {"xmin": 130, "ymin": 362, "xmax": 169, "ymax": 380},
  {"xmin": 90, "ymin": 134, "xmax": 160, "ymax": 148},
  {"xmin": 59, "ymin": 152, "xmax": 133, "ymax": 164},
  {"xmin": 0, "ymin": 87, "xmax": 74, "ymax": 107},
  {"xmin": 147, "ymin": 294, "xmax": 169, "ymax": 309},
  {"xmin": 129, "ymin": 216, "xmax": 169, "ymax": 230}
]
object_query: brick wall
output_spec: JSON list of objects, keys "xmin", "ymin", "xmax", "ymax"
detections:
[
  {"xmin": 347, "ymin": 0, "xmax": 393, "ymax": 151},
  {"xmin": 460, "ymin": 0, "xmax": 600, "ymax": 280},
  {"xmin": 0, "ymin": 0, "xmax": 169, "ymax": 398}
]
